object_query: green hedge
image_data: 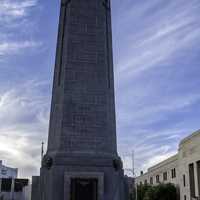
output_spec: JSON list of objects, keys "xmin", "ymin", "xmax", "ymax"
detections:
[{"xmin": 137, "ymin": 183, "xmax": 178, "ymax": 200}]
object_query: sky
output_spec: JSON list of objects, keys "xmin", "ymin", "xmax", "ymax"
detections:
[{"xmin": 0, "ymin": 0, "xmax": 200, "ymax": 178}]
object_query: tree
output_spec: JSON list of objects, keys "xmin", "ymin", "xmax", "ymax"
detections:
[
  {"xmin": 137, "ymin": 184, "xmax": 152, "ymax": 200},
  {"xmin": 143, "ymin": 186, "xmax": 156, "ymax": 200},
  {"xmin": 129, "ymin": 186, "xmax": 136, "ymax": 200},
  {"xmin": 136, "ymin": 183, "xmax": 178, "ymax": 200},
  {"xmin": 155, "ymin": 183, "xmax": 177, "ymax": 200}
]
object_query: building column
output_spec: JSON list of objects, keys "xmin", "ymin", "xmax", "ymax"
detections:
[
  {"xmin": 196, "ymin": 161, "xmax": 200, "ymax": 198},
  {"xmin": 10, "ymin": 178, "xmax": 15, "ymax": 200},
  {"xmin": 189, "ymin": 163, "xmax": 196, "ymax": 198},
  {"xmin": 194, "ymin": 162, "xmax": 199, "ymax": 197},
  {"xmin": 0, "ymin": 178, "xmax": 2, "ymax": 192}
]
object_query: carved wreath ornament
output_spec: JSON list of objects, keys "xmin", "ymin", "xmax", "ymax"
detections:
[
  {"xmin": 42, "ymin": 155, "xmax": 53, "ymax": 170},
  {"xmin": 113, "ymin": 158, "xmax": 123, "ymax": 171}
]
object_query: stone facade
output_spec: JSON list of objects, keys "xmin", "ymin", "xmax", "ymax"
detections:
[
  {"xmin": 47, "ymin": 0, "xmax": 117, "ymax": 156},
  {"xmin": 31, "ymin": 177, "xmax": 40, "ymax": 200},
  {"xmin": 135, "ymin": 130, "xmax": 200, "ymax": 200},
  {"xmin": 136, "ymin": 155, "xmax": 179, "ymax": 186},
  {"xmin": 32, "ymin": 0, "xmax": 127, "ymax": 200},
  {"xmin": 178, "ymin": 130, "xmax": 200, "ymax": 200}
]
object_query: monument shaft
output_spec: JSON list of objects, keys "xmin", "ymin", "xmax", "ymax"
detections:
[
  {"xmin": 38, "ymin": 1, "xmax": 126, "ymax": 200},
  {"xmin": 48, "ymin": 0, "xmax": 117, "ymax": 156}
]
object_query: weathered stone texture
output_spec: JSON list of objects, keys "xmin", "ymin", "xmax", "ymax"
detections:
[
  {"xmin": 48, "ymin": 0, "xmax": 117, "ymax": 156},
  {"xmin": 34, "ymin": 0, "xmax": 127, "ymax": 200}
]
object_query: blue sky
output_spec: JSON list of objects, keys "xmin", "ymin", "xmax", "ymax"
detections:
[{"xmin": 0, "ymin": 0, "xmax": 200, "ymax": 178}]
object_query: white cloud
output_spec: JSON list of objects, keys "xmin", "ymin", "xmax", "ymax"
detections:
[
  {"xmin": 0, "ymin": 0, "xmax": 199, "ymax": 179},
  {"xmin": 117, "ymin": 92, "xmax": 200, "ymax": 127},
  {"xmin": 0, "ymin": 0, "xmax": 38, "ymax": 21},
  {"xmin": 0, "ymin": 41, "xmax": 41, "ymax": 57},
  {"xmin": 0, "ymin": 80, "xmax": 50, "ymax": 178},
  {"xmin": 122, "ymin": 142, "xmax": 177, "ymax": 176},
  {"xmin": 113, "ymin": 0, "xmax": 200, "ymax": 176},
  {"xmin": 0, "ymin": 0, "xmax": 40, "ymax": 59},
  {"xmin": 114, "ymin": 0, "xmax": 200, "ymax": 76},
  {"xmin": 140, "ymin": 151, "xmax": 177, "ymax": 174}
]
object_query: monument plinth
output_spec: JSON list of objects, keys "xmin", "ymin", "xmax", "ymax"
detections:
[{"xmin": 33, "ymin": 0, "xmax": 127, "ymax": 200}]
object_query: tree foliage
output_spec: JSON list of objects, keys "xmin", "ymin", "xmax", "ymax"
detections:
[{"xmin": 137, "ymin": 183, "xmax": 178, "ymax": 200}]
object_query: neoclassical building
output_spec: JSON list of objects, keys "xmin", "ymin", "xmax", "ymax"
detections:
[{"xmin": 135, "ymin": 130, "xmax": 200, "ymax": 200}]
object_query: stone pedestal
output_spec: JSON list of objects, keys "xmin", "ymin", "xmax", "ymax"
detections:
[{"xmin": 39, "ymin": 153, "xmax": 126, "ymax": 200}]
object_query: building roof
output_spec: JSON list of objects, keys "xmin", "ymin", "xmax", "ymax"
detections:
[
  {"xmin": 148, "ymin": 154, "xmax": 178, "ymax": 172},
  {"xmin": 136, "ymin": 129, "xmax": 200, "ymax": 179},
  {"xmin": 179, "ymin": 129, "xmax": 200, "ymax": 146}
]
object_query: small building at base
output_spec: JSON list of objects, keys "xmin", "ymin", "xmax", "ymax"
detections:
[
  {"xmin": 0, "ymin": 160, "xmax": 30, "ymax": 200},
  {"xmin": 135, "ymin": 130, "xmax": 200, "ymax": 200}
]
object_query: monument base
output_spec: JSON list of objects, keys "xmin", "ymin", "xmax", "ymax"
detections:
[{"xmin": 33, "ymin": 153, "xmax": 128, "ymax": 200}]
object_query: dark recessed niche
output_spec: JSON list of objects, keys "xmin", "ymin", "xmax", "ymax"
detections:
[
  {"xmin": 14, "ymin": 179, "xmax": 29, "ymax": 192},
  {"xmin": 1, "ymin": 178, "xmax": 12, "ymax": 192}
]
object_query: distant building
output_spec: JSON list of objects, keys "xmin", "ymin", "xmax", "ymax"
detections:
[
  {"xmin": 135, "ymin": 130, "xmax": 200, "ymax": 200},
  {"xmin": 0, "ymin": 161, "xmax": 30, "ymax": 200},
  {"xmin": 0, "ymin": 161, "xmax": 18, "ymax": 179},
  {"xmin": 0, "ymin": 178, "xmax": 29, "ymax": 200}
]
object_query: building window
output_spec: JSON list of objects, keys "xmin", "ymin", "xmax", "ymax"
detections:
[
  {"xmin": 1, "ymin": 169, "xmax": 7, "ymax": 175},
  {"xmin": 197, "ymin": 161, "xmax": 200, "ymax": 198},
  {"xmin": 150, "ymin": 177, "xmax": 153, "ymax": 185},
  {"xmin": 171, "ymin": 168, "xmax": 176, "ymax": 178},
  {"xmin": 189, "ymin": 163, "xmax": 196, "ymax": 198},
  {"xmin": 184, "ymin": 195, "xmax": 187, "ymax": 200},
  {"xmin": 163, "ymin": 172, "xmax": 167, "ymax": 181},
  {"xmin": 156, "ymin": 175, "xmax": 160, "ymax": 183},
  {"xmin": 1, "ymin": 178, "xmax": 12, "ymax": 192},
  {"xmin": 144, "ymin": 179, "xmax": 147, "ymax": 185},
  {"xmin": 183, "ymin": 174, "xmax": 186, "ymax": 187}
]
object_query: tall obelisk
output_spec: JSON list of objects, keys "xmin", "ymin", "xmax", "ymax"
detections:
[{"xmin": 39, "ymin": 0, "xmax": 126, "ymax": 199}]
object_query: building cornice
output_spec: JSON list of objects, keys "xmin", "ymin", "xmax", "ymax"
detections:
[{"xmin": 179, "ymin": 129, "xmax": 200, "ymax": 147}]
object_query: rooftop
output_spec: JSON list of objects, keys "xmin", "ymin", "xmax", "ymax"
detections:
[
  {"xmin": 136, "ymin": 129, "xmax": 200, "ymax": 178},
  {"xmin": 179, "ymin": 129, "xmax": 200, "ymax": 146}
]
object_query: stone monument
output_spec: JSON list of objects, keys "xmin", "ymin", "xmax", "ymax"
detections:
[{"xmin": 32, "ymin": 0, "xmax": 127, "ymax": 200}]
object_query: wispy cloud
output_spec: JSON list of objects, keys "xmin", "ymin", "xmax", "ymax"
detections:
[
  {"xmin": 0, "ymin": 41, "xmax": 41, "ymax": 58},
  {"xmin": 0, "ymin": 0, "xmax": 38, "ymax": 22},
  {"xmin": 114, "ymin": 0, "xmax": 200, "ymax": 76},
  {"xmin": 120, "ymin": 127, "xmax": 185, "ymax": 175},
  {"xmin": 0, "ymin": 0, "xmax": 200, "ymax": 179},
  {"xmin": 113, "ymin": 0, "xmax": 200, "ymax": 175},
  {"xmin": 0, "ymin": 0, "xmax": 41, "ymax": 60},
  {"xmin": 0, "ymin": 80, "xmax": 50, "ymax": 178},
  {"xmin": 117, "ymin": 92, "xmax": 200, "ymax": 127}
]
